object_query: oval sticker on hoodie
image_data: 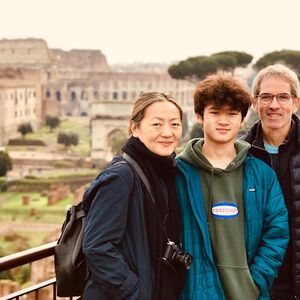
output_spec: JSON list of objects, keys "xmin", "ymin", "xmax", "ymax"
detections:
[{"xmin": 212, "ymin": 202, "xmax": 239, "ymax": 219}]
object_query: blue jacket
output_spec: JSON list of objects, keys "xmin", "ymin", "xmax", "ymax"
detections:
[
  {"xmin": 176, "ymin": 155, "xmax": 289, "ymax": 300},
  {"xmin": 82, "ymin": 157, "xmax": 154, "ymax": 300}
]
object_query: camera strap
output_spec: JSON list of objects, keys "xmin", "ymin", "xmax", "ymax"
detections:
[{"xmin": 124, "ymin": 153, "xmax": 192, "ymax": 271}]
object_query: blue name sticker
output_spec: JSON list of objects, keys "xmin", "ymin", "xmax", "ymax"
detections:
[{"xmin": 212, "ymin": 202, "xmax": 239, "ymax": 219}]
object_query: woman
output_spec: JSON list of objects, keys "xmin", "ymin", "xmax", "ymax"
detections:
[{"xmin": 82, "ymin": 92, "xmax": 186, "ymax": 299}]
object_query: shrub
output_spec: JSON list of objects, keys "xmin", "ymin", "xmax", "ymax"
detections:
[
  {"xmin": 57, "ymin": 132, "xmax": 79, "ymax": 148},
  {"xmin": 46, "ymin": 116, "xmax": 60, "ymax": 132},
  {"xmin": 17, "ymin": 123, "xmax": 33, "ymax": 138},
  {"xmin": 0, "ymin": 151, "xmax": 12, "ymax": 176}
]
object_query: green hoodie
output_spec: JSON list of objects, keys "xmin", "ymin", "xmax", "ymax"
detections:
[{"xmin": 179, "ymin": 138, "xmax": 260, "ymax": 300}]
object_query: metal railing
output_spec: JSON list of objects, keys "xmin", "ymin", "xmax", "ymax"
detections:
[{"xmin": 0, "ymin": 241, "xmax": 79, "ymax": 300}]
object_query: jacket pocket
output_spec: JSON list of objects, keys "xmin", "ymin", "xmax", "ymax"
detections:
[{"xmin": 217, "ymin": 264, "xmax": 260, "ymax": 300}]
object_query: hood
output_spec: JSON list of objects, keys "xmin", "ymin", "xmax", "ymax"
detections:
[{"xmin": 178, "ymin": 138, "xmax": 250, "ymax": 174}]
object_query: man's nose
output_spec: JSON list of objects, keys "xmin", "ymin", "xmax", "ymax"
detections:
[{"xmin": 268, "ymin": 97, "xmax": 281, "ymax": 108}]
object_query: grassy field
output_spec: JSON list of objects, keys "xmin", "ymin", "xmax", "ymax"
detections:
[
  {"xmin": 8, "ymin": 117, "xmax": 91, "ymax": 156},
  {"xmin": 0, "ymin": 192, "xmax": 72, "ymax": 223},
  {"xmin": 0, "ymin": 192, "xmax": 72, "ymax": 256}
]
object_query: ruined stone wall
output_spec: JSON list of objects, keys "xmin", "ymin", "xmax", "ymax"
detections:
[
  {"xmin": 42, "ymin": 72, "xmax": 195, "ymax": 120},
  {"xmin": 0, "ymin": 38, "xmax": 110, "ymax": 74},
  {"xmin": 0, "ymin": 38, "xmax": 51, "ymax": 65},
  {"xmin": 50, "ymin": 49, "xmax": 110, "ymax": 72}
]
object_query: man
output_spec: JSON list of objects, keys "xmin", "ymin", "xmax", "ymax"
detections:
[
  {"xmin": 243, "ymin": 64, "xmax": 300, "ymax": 300},
  {"xmin": 176, "ymin": 72, "xmax": 289, "ymax": 299}
]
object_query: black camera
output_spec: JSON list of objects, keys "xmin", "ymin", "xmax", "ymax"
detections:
[{"xmin": 161, "ymin": 240, "xmax": 193, "ymax": 271}]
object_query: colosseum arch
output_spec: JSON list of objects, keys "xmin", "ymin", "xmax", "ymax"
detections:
[
  {"xmin": 107, "ymin": 128, "xmax": 127, "ymax": 156},
  {"xmin": 90, "ymin": 101, "xmax": 133, "ymax": 161},
  {"xmin": 91, "ymin": 116, "xmax": 129, "ymax": 162},
  {"xmin": 71, "ymin": 91, "xmax": 77, "ymax": 102},
  {"xmin": 56, "ymin": 91, "xmax": 61, "ymax": 102}
]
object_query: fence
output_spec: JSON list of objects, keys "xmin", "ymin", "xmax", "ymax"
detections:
[{"xmin": 0, "ymin": 241, "xmax": 79, "ymax": 300}]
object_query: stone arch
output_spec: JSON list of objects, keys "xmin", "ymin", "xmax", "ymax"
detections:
[
  {"xmin": 112, "ymin": 92, "xmax": 118, "ymax": 100},
  {"xmin": 107, "ymin": 128, "xmax": 127, "ymax": 156},
  {"xmin": 56, "ymin": 91, "xmax": 61, "ymax": 102},
  {"xmin": 91, "ymin": 115, "xmax": 130, "ymax": 162},
  {"xmin": 71, "ymin": 91, "xmax": 77, "ymax": 102}
]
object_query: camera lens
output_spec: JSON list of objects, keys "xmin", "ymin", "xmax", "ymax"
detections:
[
  {"xmin": 182, "ymin": 254, "xmax": 193, "ymax": 269},
  {"xmin": 161, "ymin": 240, "xmax": 193, "ymax": 271}
]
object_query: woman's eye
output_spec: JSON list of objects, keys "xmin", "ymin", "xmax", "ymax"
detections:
[{"xmin": 172, "ymin": 123, "xmax": 181, "ymax": 127}]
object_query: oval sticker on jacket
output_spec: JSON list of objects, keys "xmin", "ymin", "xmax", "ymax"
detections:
[{"xmin": 212, "ymin": 203, "xmax": 239, "ymax": 219}]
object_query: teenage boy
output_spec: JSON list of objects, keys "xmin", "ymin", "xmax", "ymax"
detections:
[
  {"xmin": 176, "ymin": 72, "xmax": 289, "ymax": 300},
  {"xmin": 243, "ymin": 64, "xmax": 300, "ymax": 300}
]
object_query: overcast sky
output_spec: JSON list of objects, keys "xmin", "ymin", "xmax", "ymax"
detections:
[{"xmin": 0, "ymin": 0, "xmax": 299, "ymax": 65}]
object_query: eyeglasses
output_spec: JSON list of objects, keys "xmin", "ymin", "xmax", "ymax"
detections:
[{"xmin": 256, "ymin": 93, "xmax": 294, "ymax": 105}]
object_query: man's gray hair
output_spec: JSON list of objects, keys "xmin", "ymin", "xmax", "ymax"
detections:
[{"xmin": 252, "ymin": 64, "xmax": 300, "ymax": 97}]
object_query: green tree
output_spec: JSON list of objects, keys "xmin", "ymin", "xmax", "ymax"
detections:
[
  {"xmin": 168, "ymin": 56, "xmax": 217, "ymax": 83},
  {"xmin": 46, "ymin": 116, "xmax": 60, "ymax": 132},
  {"xmin": 254, "ymin": 50, "xmax": 300, "ymax": 76},
  {"xmin": 211, "ymin": 53, "xmax": 237, "ymax": 72},
  {"xmin": 0, "ymin": 151, "xmax": 12, "ymax": 176},
  {"xmin": 168, "ymin": 51, "xmax": 253, "ymax": 83},
  {"xmin": 57, "ymin": 132, "xmax": 79, "ymax": 148},
  {"xmin": 17, "ymin": 123, "xmax": 33, "ymax": 138},
  {"xmin": 213, "ymin": 51, "xmax": 253, "ymax": 67}
]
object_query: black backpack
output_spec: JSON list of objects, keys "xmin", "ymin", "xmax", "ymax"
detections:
[
  {"xmin": 54, "ymin": 201, "xmax": 88, "ymax": 297},
  {"xmin": 54, "ymin": 155, "xmax": 151, "ymax": 297}
]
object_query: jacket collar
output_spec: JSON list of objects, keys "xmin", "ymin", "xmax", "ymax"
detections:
[{"xmin": 244, "ymin": 114, "xmax": 300, "ymax": 148}]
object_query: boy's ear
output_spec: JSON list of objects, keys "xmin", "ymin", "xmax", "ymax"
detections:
[
  {"xmin": 240, "ymin": 119, "xmax": 245, "ymax": 128},
  {"xmin": 195, "ymin": 113, "xmax": 203, "ymax": 125}
]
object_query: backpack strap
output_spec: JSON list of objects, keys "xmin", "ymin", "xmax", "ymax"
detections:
[
  {"xmin": 123, "ymin": 153, "xmax": 154, "ymax": 200},
  {"xmin": 123, "ymin": 153, "xmax": 171, "ymax": 244}
]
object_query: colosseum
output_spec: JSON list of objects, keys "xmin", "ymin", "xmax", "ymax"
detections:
[{"xmin": 0, "ymin": 38, "xmax": 195, "ymax": 159}]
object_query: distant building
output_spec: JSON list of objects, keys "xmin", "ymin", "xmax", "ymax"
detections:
[
  {"xmin": 0, "ymin": 38, "xmax": 110, "ymax": 73},
  {"xmin": 43, "ymin": 72, "xmax": 194, "ymax": 117},
  {"xmin": 0, "ymin": 78, "xmax": 41, "ymax": 144},
  {"xmin": 0, "ymin": 38, "xmax": 196, "ymax": 160}
]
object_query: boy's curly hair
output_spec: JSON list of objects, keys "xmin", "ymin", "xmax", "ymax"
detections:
[{"xmin": 194, "ymin": 72, "xmax": 251, "ymax": 119}]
